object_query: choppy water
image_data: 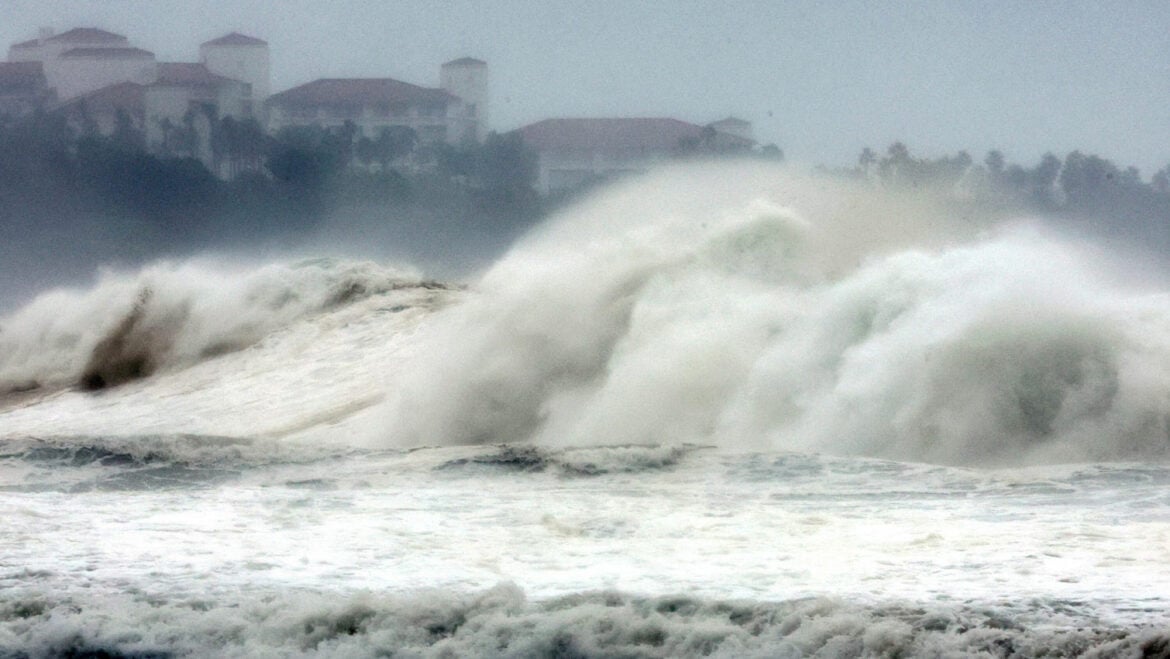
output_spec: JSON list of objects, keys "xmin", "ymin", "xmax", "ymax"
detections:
[{"xmin": 2, "ymin": 163, "xmax": 1169, "ymax": 657}]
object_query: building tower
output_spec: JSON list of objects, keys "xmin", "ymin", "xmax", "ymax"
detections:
[
  {"xmin": 199, "ymin": 32, "xmax": 269, "ymax": 117},
  {"xmin": 440, "ymin": 57, "xmax": 488, "ymax": 142}
]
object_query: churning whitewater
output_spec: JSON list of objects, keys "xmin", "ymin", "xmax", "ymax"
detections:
[{"xmin": 2, "ymin": 162, "xmax": 1169, "ymax": 657}]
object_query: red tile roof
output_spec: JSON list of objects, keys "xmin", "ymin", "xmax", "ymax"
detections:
[
  {"xmin": 268, "ymin": 78, "xmax": 454, "ymax": 109},
  {"xmin": 61, "ymin": 47, "xmax": 154, "ymax": 59},
  {"xmin": 202, "ymin": 32, "xmax": 267, "ymax": 47},
  {"xmin": 443, "ymin": 57, "xmax": 486, "ymax": 67},
  {"xmin": 155, "ymin": 62, "xmax": 232, "ymax": 87},
  {"xmin": 518, "ymin": 118, "xmax": 711, "ymax": 152},
  {"xmin": 46, "ymin": 28, "xmax": 128, "ymax": 43}
]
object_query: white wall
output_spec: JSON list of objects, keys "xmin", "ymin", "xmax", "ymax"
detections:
[
  {"xmin": 52, "ymin": 55, "xmax": 156, "ymax": 99},
  {"xmin": 200, "ymin": 43, "xmax": 270, "ymax": 106},
  {"xmin": 440, "ymin": 61, "xmax": 488, "ymax": 142}
]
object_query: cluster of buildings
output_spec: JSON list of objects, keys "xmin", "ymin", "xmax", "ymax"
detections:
[{"xmin": 1, "ymin": 26, "xmax": 756, "ymax": 193}]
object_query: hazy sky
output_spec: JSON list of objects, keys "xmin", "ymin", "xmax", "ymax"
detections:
[{"xmin": 4, "ymin": 0, "xmax": 1168, "ymax": 174}]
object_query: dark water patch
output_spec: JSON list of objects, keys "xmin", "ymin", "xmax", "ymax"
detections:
[
  {"xmin": 72, "ymin": 466, "xmax": 240, "ymax": 492},
  {"xmin": 300, "ymin": 603, "xmax": 378, "ymax": 650},
  {"xmin": 1, "ymin": 435, "xmax": 253, "ymax": 467},
  {"xmin": 4, "ymin": 639, "xmax": 174, "ymax": 659},
  {"xmin": 325, "ymin": 276, "xmax": 453, "ymax": 309},
  {"xmin": 0, "ymin": 435, "xmax": 281, "ymax": 492},
  {"xmin": 553, "ymin": 446, "xmax": 692, "ymax": 477},
  {"xmin": 283, "ymin": 478, "xmax": 340, "ymax": 491},
  {"xmin": 324, "ymin": 280, "xmax": 372, "ymax": 309},
  {"xmin": 0, "ymin": 465, "xmax": 240, "ymax": 494},
  {"xmin": 436, "ymin": 444, "xmax": 699, "ymax": 478},
  {"xmin": 437, "ymin": 445, "xmax": 550, "ymax": 473},
  {"xmin": 79, "ymin": 288, "xmax": 178, "ymax": 391},
  {"xmin": 13, "ymin": 445, "xmax": 157, "ymax": 467}
]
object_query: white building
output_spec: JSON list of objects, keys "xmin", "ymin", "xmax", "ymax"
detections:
[
  {"xmin": 7, "ymin": 27, "xmax": 129, "ymax": 65},
  {"xmin": 199, "ymin": 32, "xmax": 270, "ymax": 112},
  {"xmin": 54, "ymin": 46, "xmax": 158, "ymax": 100},
  {"xmin": 7, "ymin": 28, "xmax": 264, "ymax": 120},
  {"xmin": 7, "ymin": 28, "xmax": 156, "ymax": 101},
  {"xmin": 440, "ymin": 57, "xmax": 488, "ymax": 142},
  {"xmin": 144, "ymin": 62, "xmax": 254, "ymax": 164},
  {"xmin": 266, "ymin": 58, "xmax": 488, "ymax": 145},
  {"xmin": 8, "ymin": 27, "xmax": 267, "ymax": 175},
  {"xmin": 517, "ymin": 117, "xmax": 756, "ymax": 194}
]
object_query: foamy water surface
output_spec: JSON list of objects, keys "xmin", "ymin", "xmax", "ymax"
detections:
[{"xmin": 3, "ymin": 163, "xmax": 1169, "ymax": 657}]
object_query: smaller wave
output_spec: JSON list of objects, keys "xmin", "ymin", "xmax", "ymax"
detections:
[
  {"xmin": 0, "ymin": 257, "xmax": 440, "ymax": 393},
  {"xmin": 0, "ymin": 434, "xmax": 260, "ymax": 467},
  {"xmin": 0, "ymin": 434, "xmax": 364, "ymax": 492},
  {"xmin": 436, "ymin": 443, "xmax": 700, "ymax": 476},
  {"xmin": 0, "ymin": 584, "xmax": 1165, "ymax": 658}
]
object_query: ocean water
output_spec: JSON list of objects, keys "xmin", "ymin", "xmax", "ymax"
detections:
[{"xmin": 2, "ymin": 163, "xmax": 1169, "ymax": 657}]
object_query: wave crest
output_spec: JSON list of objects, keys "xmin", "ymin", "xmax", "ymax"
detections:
[{"xmin": 0, "ymin": 258, "xmax": 429, "ymax": 392}]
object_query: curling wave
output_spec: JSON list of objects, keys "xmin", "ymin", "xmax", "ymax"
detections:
[{"xmin": 0, "ymin": 258, "xmax": 431, "ymax": 393}]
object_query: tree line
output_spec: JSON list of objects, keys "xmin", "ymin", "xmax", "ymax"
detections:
[
  {"xmin": 840, "ymin": 142, "xmax": 1170, "ymax": 249},
  {"xmin": 0, "ymin": 109, "xmax": 544, "ymax": 258},
  {"xmin": 5, "ymin": 105, "xmax": 1170, "ymax": 277}
]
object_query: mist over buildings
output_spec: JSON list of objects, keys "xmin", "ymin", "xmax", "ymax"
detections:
[
  {"xmin": 2, "ymin": 1, "xmax": 1168, "ymax": 171},
  {"xmin": 1, "ymin": 1, "xmax": 1169, "ymax": 310}
]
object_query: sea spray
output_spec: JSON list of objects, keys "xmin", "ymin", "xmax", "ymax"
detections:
[
  {"xmin": 4, "ymin": 162, "xmax": 1169, "ymax": 466},
  {"xmin": 382, "ymin": 162, "xmax": 1170, "ymax": 465}
]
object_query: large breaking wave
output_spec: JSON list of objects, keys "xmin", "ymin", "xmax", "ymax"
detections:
[
  {"xmin": 0, "ymin": 258, "xmax": 430, "ymax": 393},
  {"xmin": 382, "ymin": 162, "xmax": 1170, "ymax": 466}
]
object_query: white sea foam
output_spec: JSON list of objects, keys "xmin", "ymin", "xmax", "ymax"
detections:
[
  {"xmin": 381, "ymin": 162, "xmax": 1170, "ymax": 466},
  {"xmin": 2, "ymin": 584, "xmax": 1165, "ymax": 658}
]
